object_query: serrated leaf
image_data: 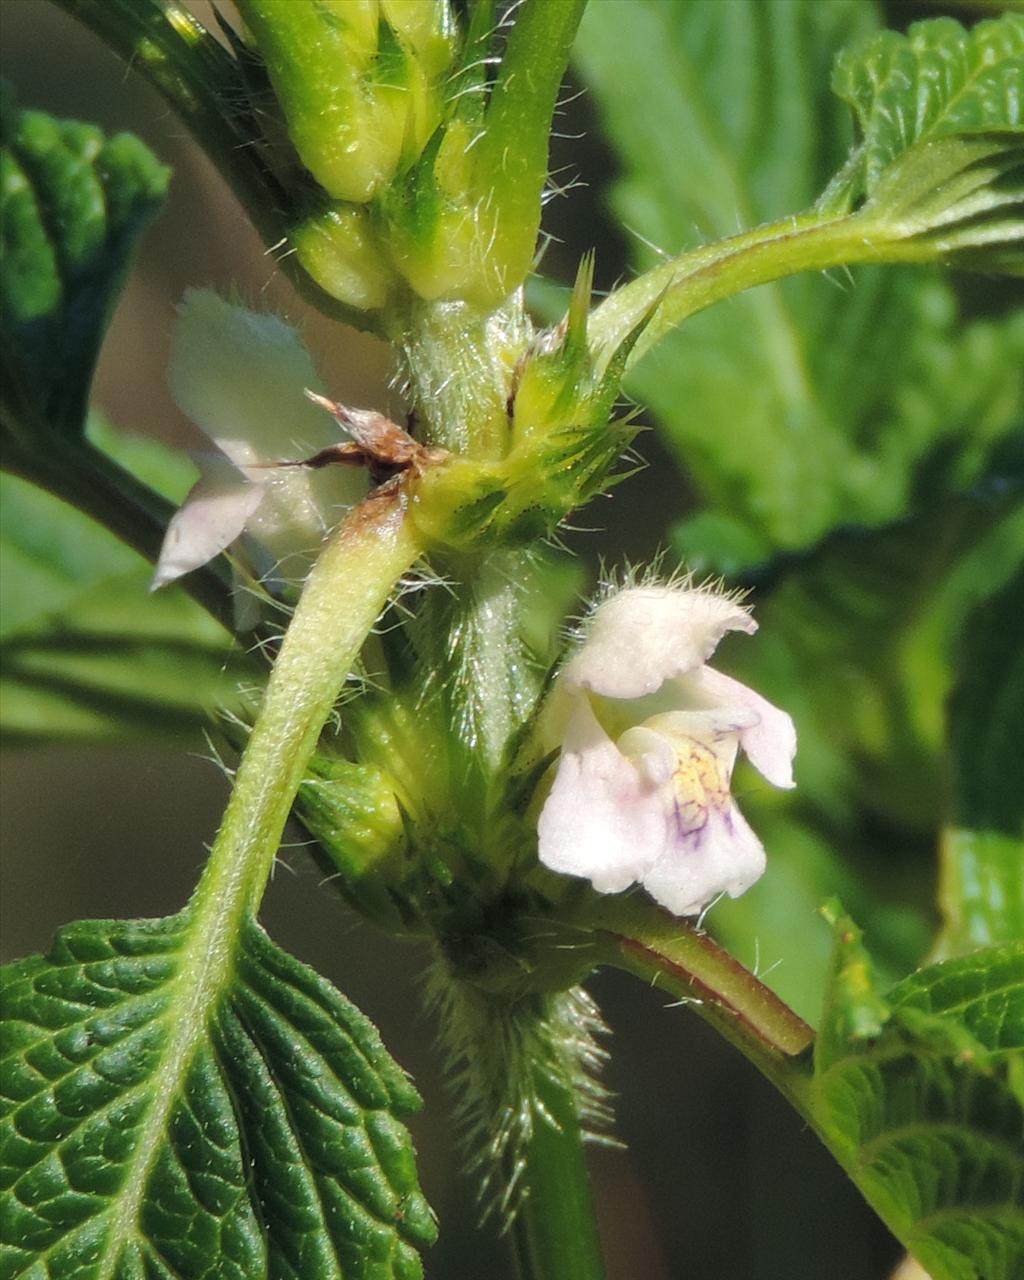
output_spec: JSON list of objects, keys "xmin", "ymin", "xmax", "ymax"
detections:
[
  {"xmin": 1, "ymin": 914, "xmax": 435, "ymax": 1279},
  {"xmin": 815, "ymin": 901, "xmax": 892, "ymax": 1072},
  {"xmin": 831, "ymin": 15, "xmax": 1023, "ymax": 193},
  {"xmin": 824, "ymin": 15, "xmax": 1024, "ymax": 270},
  {"xmin": 812, "ymin": 926, "xmax": 1024, "ymax": 1280},
  {"xmin": 938, "ymin": 569, "xmax": 1024, "ymax": 957},
  {"xmin": 0, "ymin": 89, "xmax": 168, "ymax": 441},
  {"xmin": 574, "ymin": 0, "xmax": 1024, "ymax": 558},
  {"xmin": 0, "ymin": 95, "xmax": 225, "ymax": 632},
  {"xmin": 0, "ymin": 467, "xmax": 247, "ymax": 744}
]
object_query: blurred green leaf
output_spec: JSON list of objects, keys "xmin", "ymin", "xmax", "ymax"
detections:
[
  {"xmin": 85, "ymin": 414, "xmax": 197, "ymax": 506},
  {"xmin": 938, "ymin": 569, "xmax": 1024, "ymax": 956},
  {"xmin": 813, "ymin": 917, "xmax": 1024, "ymax": 1280},
  {"xmin": 574, "ymin": 0, "xmax": 1024, "ymax": 558},
  {"xmin": 576, "ymin": 0, "xmax": 873, "ymax": 253},
  {"xmin": 743, "ymin": 480, "xmax": 1024, "ymax": 828},
  {"xmin": 0, "ymin": 465, "xmax": 247, "ymax": 744},
  {"xmin": 0, "ymin": 93, "xmax": 235, "ymax": 632},
  {"xmin": 0, "ymin": 87, "xmax": 168, "ymax": 441},
  {"xmin": 1, "ymin": 913, "xmax": 436, "ymax": 1279}
]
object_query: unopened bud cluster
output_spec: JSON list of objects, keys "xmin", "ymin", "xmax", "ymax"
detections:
[{"xmin": 236, "ymin": 0, "xmax": 581, "ymax": 313}]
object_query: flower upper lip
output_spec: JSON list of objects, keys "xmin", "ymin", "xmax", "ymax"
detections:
[{"xmin": 560, "ymin": 584, "xmax": 758, "ymax": 699}]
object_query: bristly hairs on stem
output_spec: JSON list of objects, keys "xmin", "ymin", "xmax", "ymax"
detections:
[{"xmin": 424, "ymin": 949, "xmax": 616, "ymax": 1227}]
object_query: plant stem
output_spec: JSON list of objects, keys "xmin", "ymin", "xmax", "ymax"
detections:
[
  {"xmin": 90, "ymin": 493, "xmax": 421, "ymax": 1270},
  {"xmin": 587, "ymin": 209, "xmax": 951, "ymax": 376},
  {"xmin": 192, "ymin": 493, "xmax": 422, "ymax": 930},
  {"xmin": 399, "ymin": 295, "xmax": 607, "ymax": 1280},
  {"xmin": 395, "ymin": 296, "xmax": 530, "ymax": 457},
  {"xmin": 431, "ymin": 963, "xmax": 609, "ymax": 1280},
  {"xmin": 509, "ymin": 1069, "xmax": 607, "ymax": 1280},
  {"xmin": 582, "ymin": 896, "xmax": 815, "ymax": 1116}
]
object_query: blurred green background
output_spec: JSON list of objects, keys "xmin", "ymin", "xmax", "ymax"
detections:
[{"xmin": 6, "ymin": 0, "xmax": 1019, "ymax": 1275}]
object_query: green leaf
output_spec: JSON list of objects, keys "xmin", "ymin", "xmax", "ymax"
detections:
[
  {"xmin": 1, "ymin": 913, "xmax": 435, "ymax": 1279},
  {"xmin": 824, "ymin": 15, "xmax": 1024, "ymax": 271},
  {"xmin": 0, "ymin": 466, "xmax": 247, "ymax": 744},
  {"xmin": 824, "ymin": 13, "xmax": 1024, "ymax": 272},
  {"xmin": 0, "ymin": 95, "xmax": 236, "ymax": 632},
  {"xmin": 0, "ymin": 88, "xmax": 168, "ymax": 440},
  {"xmin": 84, "ymin": 416, "xmax": 198, "ymax": 507},
  {"xmin": 938, "ymin": 569, "xmax": 1024, "ymax": 956},
  {"xmin": 741, "ymin": 480, "xmax": 1024, "ymax": 828},
  {"xmin": 575, "ymin": 0, "xmax": 1024, "ymax": 557},
  {"xmin": 575, "ymin": 0, "xmax": 874, "ymax": 254},
  {"xmin": 835, "ymin": 16, "xmax": 1023, "ymax": 186},
  {"xmin": 812, "ymin": 922, "xmax": 1024, "ymax": 1280},
  {"xmin": 573, "ymin": 0, "xmax": 864, "ymax": 554}
]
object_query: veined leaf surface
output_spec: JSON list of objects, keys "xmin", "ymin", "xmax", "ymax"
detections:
[
  {"xmin": 825, "ymin": 15, "xmax": 1024, "ymax": 271},
  {"xmin": 813, "ymin": 910, "xmax": 1024, "ymax": 1280},
  {"xmin": 1, "ymin": 914, "xmax": 435, "ymax": 1279}
]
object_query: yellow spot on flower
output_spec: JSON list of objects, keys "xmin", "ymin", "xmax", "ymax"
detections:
[{"xmin": 669, "ymin": 739, "xmax": 729, "ymax": 832}]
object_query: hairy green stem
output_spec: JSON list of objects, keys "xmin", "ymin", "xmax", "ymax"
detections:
[
  {"xmin": 394, "ymin": 296, "xmax": 531, "ymax": 456},
  {"xmin": 509, "ymin": 1070, "xmax": 607, "ymax": 1280},
  {"xmin": 194, "ymin": 494, "xmax": 421, "ymax": 927},
  {"xmin": 398, "ymin": 294, "xmax": 607, "ymax": 1277},
  {"xmin": 583, "ymin": 896, "xmax": 815, "ymax": 1116},
  {"xmin": 429, "ymin": 959, "xmax": 609, "ymax": 1280},
  {"xmin": 396, "ymin": 296, "xmax": 540, "ymax": 780},
  {"xmin": 588, "ymin": 209, "xmax": 956, "ymax": 376}
]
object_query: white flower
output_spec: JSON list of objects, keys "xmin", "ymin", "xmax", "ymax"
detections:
[
  {"xmin": 151, "ymin": 289, "xmax": 364, "ymax": 591},
  {"xmin": 537, "ymin": 584, "xmax": 796, "ymax": 917}
]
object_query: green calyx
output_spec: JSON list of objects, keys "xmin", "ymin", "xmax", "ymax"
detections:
[
  {"xmin": 289, "ymin": 258, "xmax": 653, "ymax": 933},
  {"xmin": 404, "ymin": 259, "xmax": 650, "ymax": 552},
  {"xmin": 236, "ymin": 0, "xmax": 456, "ymax": 205},
  {"xmin": 294, "ymin": 674, "xmax": 541, "ymax": 939}
]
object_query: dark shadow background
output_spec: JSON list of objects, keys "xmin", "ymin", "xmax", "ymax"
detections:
[{"xmin": 1, "ymin": 2, "xmax": 904, "ymax": 1275}]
